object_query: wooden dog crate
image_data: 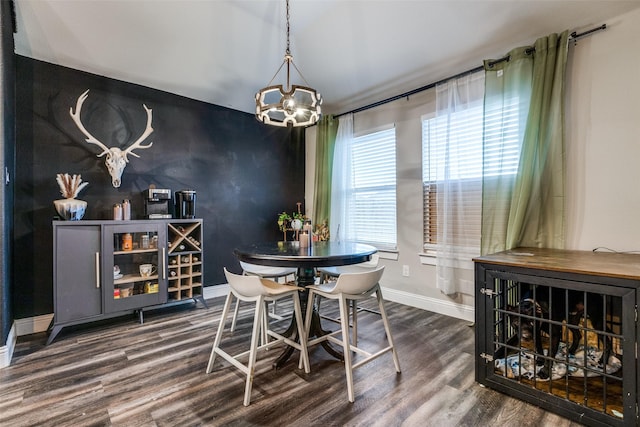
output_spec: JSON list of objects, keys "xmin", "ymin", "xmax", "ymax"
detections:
[{"xmin": 474, "ymin": 248, "xmax": 639, "ymax": 427}]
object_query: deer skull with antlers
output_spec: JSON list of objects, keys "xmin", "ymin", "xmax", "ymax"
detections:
[{"xmin": 70, "ymin": 89, "xmax": 154, "ymax": 188}]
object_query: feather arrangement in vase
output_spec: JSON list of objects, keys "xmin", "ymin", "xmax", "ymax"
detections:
[{"xmin": 54, "ymin": 173, "xmax": 89, "ymax": 220}]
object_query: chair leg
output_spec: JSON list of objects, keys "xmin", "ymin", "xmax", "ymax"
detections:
[
  {"xmin": 230, "ymin": 295, "xmax": 240, "ymax": 333},
  {"xmin": 206, "ymin": 292, "xmax": 234, "ymax": 373},
  {"xmin": 261, "ymin": 301, "xmax": 269, "ymax": 347},
  {"xmin": 304, "ymin": 290, "xmax": 315, "ymax": 342},
  {"xmin": 351, "ymin": 299, "xmax": 358, "ymax": 347},
  {"xmin": 243, "ymin": 297, "xmax": 265, "ymax": 406},
  {"xmin": 293, "ymin": 292, "xmax": 310, "ymax": 373},
  {"xmin": 315, "ymin": 293, "xmax": 322, "ymax": 315},
  {"xmin": 376, "ymin": 290, "xmax": 401, "ymax": 373},
  {"xmin": 339, "ymin": 295, "xmax": 355, "ymax": 403},
  {"xmin": 300, "ymin": 289, "xmax": 316, "ymax": 371}
]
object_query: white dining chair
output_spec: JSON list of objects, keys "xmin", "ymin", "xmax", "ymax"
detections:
[
  {"xmin": 317, "ymin": 253, "xmax": 379, "ymax": 283},
  {"xmin": 303, "ymin": 265, "xmax": 401, "ymax": 403},
  {"xmin": 206, "ymin": 268, "xmax": 310, "ymax": 406},
  {"xmin": 317, "ymin": 253, "xmax": 381, "ymax": 327},
  {"xmin": 239, "ymin": 261, "xmax": 297, "ymax": 282},
  {"xmin": 230, "ymin": 262, "xmax": 297, "ymax": 342}
]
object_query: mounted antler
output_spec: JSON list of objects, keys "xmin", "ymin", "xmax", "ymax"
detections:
[
  {"xmin": 69, "ymin": 89, "xmax": 154, "ymax": 188},
  {"xmin": 122, "ymin": 104, "xmax": 154, "ymax": 160}
]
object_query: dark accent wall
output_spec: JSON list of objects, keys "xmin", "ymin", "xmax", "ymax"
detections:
[
  {"xmin": 15, "ymin": 56, "xmax": 305, "ymax": 319},
  {"xmin": 1, "ymin": 0, "xmax": 16, "ymax": 344}
]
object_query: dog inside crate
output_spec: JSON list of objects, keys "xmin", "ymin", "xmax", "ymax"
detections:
[{"xmin": 492, "ymin": 281, "xmax": 623, "ymax": 381}]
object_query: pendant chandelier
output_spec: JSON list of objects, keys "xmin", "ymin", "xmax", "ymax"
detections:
[{"xmin": 255, "ymin": 0, "xmax": 322, "ymax": 127}]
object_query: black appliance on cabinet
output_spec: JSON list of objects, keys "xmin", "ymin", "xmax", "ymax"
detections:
[
  {"xmin": 175, "ymin": 190, "xmax": 196, "ymax": 219},
  {"xmin": 143, "ymin": 188, "xmax": 172, "ymax": 219}
]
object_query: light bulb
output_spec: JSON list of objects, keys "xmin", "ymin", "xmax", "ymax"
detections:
[{"xmin": 282, "ymin": 96, "xmax": 296, "ymax": 114}]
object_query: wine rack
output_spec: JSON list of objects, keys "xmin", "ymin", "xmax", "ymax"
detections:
[{"xmin": 167, "ymin": 220, "xmax": 203, "ymax": 301}]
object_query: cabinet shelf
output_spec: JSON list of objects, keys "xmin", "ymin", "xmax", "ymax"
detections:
[
  {"xmin": 168, "ymin": 261, "xmax": 201, "ymax": 267},
  {"xmin": 114, "ymin": 288, "xmax": 159, "ymax": 300},
  {"xmin": 114, "ymin": 248, "xmax": 158, "ymax": 256},
  {"xmin": 114, "ymin": 274, "xmax": 159, "ymax": 285},
  {"xmin": 168, "ymin": 283, "xmax": 202, "ymax": 290},
  {"xmin": 168, "ymin": 272, "xmax": 202, "ymax": 280}
]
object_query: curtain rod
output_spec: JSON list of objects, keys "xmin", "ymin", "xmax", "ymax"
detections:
[
  {"xmin": 486, "ymin": 24, "xmax": 607, "ymax": 68},
  {"xmin": 335, "ymin": 24, "xmax": 606, "ymax": 119}
]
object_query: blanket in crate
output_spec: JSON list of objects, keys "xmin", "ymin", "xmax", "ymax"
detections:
[{"xmin": 494, "ymin": 342, "xmax": 622, "ymax": 381}]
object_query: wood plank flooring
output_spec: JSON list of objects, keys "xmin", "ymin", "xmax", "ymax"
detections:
[{"xmin": 0, "ymin": 297, "xmax": 581, "ymax": 426}]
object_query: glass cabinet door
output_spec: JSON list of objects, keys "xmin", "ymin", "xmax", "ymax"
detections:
[{"xmin": 103, "ymin": 223, "xmax": 167, "ymax": 313}]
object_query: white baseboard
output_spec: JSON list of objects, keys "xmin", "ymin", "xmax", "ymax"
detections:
[
  {"xmin": 15, "ymin": 313, "xmax": 54, "ymax": 336},
  {"xmin": 0, "ymin": 323, "xmax": 17, "ymax": 368},
  {"xmin": 381, "ymin": 286, "xmax": 475, "ymax": 323},
  {"xmin": 204, "ymin": 283, "xmax": 474, "ymax": 322},
  {"xmin": 204, "ymin": 284, "xmax": 474, "ymax": 322},
  {"xmin": 203, "ymin": 283, "xmax": 229, "ymax": 300}
]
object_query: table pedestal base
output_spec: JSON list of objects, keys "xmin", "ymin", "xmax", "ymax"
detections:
[{"xmin": 272, "ymin": 267, "xmax": 343, "ymax": 369}]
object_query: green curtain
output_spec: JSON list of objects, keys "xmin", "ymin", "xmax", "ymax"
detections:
[
  {"xmin": 312, "ymin": 115, "xmax": 338, "ymax": 228},
  {"xmin": 481, "ymin": 31, "xmax": 569, "ymax": 254}
]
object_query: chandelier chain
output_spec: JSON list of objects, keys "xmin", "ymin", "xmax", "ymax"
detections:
[
  {"xmin": 254, "ymin": 0, "xmax": 322, "ymax": 127},
  {"xmin": 286, "ymin": 0, "xmax": 291, "ymax": 56}
]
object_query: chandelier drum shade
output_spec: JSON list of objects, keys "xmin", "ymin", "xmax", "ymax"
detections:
[{"xmin": 255, "ymin": 0, "xmax": 322, "ymax": 127}]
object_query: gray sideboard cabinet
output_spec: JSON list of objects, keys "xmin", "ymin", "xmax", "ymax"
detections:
[{"xmin": 50, "ymin": 219, "xmax": 204, "ymax": 344}]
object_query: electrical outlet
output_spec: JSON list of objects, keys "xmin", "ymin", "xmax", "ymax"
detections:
[{"xmin": 402, "ymin": 265, "xmax": 410, "ymax": 277}]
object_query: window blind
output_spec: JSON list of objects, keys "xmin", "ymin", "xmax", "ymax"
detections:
[
  {"xmin": 348, "ymin": 128, "xmax": 397, "ymax": 249},
  {"xmin": 422, "ymin": 98, "xmax": 521, "ymax": 246}
]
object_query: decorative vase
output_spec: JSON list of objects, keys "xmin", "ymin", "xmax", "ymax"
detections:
[
  {"xmin": 291, "ymin": 219, "xmax": 303, "ymax": 230},
  {"xmin": 54, "ymin": 173, "xmax": 89, "ymax": 220},
  {"xmin": 54, "ymin": 198, "xmax": 87, "ymax": 221}
]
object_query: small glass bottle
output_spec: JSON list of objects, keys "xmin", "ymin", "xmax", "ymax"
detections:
[
  {"xmin": 122, "ymin": 199, "xmax": 131, "ymax": 220},
  {"xmin": 113, "ymin": 203, "xmax": 123, "ymax": 220},
  {"xmin": 122, "ymin": 233, "xmax": 133, "ymax": 251}
]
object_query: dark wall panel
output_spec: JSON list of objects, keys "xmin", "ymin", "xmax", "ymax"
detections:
[
  {"xmin": 15, "ymin": 56, "xmax": 305, "ymax": 318},
  {"xmin": 0, "ymin": 0, "xmax": 16, "ymax": 344}
]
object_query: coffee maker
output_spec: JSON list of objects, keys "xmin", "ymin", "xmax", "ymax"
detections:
[
  {"xmin": 175, "ymin": 190, "xmax": 196, "ymax": 219},
  {"xmin": 143, "ymin": 187, "xmax": 172, "ymax": 219}
]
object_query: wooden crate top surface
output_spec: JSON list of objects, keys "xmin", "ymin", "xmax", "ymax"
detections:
[{"xmin": 474, "ymin": 247, "xmax": 640, "ymax": 281}]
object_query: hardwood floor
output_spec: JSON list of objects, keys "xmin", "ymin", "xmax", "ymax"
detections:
[{"xmin": 0, "ymin": 297, "xmax": 580, "ymax": 427}]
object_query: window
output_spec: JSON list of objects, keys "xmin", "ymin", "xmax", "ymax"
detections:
[
  {"xmin": 346, "ymin": 127, "xmax": 397, "ymax": 250},
  {"xmin": 421, "ymin": 97, "xmax": 521, "ymax": 248}
]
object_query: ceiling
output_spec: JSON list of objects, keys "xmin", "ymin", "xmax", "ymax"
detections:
[{"xmin": 13, "ymin": 0, "xmax": 640, "ymax": 116}]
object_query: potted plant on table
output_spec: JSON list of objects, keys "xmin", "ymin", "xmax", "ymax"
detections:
[
  {"xmin": 278, "ymin": 212, "xmax": 292, "ymax": 240},
  {"xmin": 277, "ymin": 204, "xmax": 310, "ymax": 241},
  {"xmin": 291, "ymin": 212, "xmax": 305, "ymax": 231}
]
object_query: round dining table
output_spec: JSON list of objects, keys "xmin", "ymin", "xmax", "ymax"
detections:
[
  {"xmin": 234, "ymin": 240, "xmax": 377, "ymax": 285},
  {"xmin": 233, "ymin": 240, "xmax": 378, "ymax": 367}
]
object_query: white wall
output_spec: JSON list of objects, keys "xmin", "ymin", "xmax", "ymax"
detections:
[
  {"xmin": 306, "ymin": 7, "xmax": 640, "ymax": 321},
  {"xmin": 565, "ymin": 8, "xmax": 640, "ymax": 251}
]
